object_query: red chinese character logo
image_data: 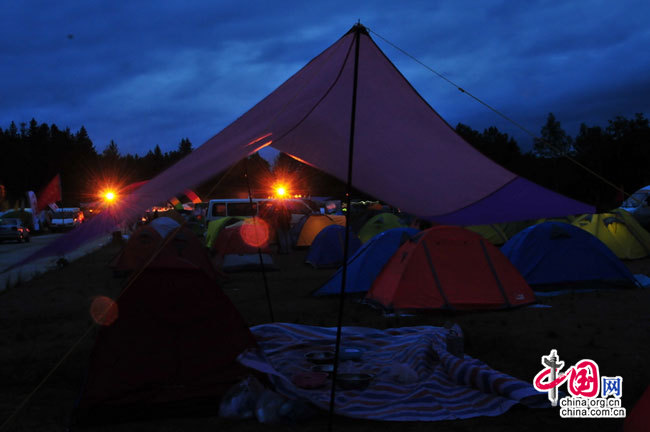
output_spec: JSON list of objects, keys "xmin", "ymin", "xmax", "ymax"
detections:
[
  {"xmin": 566, "ymin": 360, "xmax": 599, "ymax": 397},
  {"xmin": 534, "ymin": 350, "xmax": 600, "ymax": 406}
]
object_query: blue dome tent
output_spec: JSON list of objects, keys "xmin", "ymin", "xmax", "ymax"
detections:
[
  {"xmin": 314, "ymin": 227, "xmax": 419, "ymax": 295},
  {"xmin": 305, "ymin": 225, "xmax": 361, "ymax": 268},
  {"xmin": 501, "ymin": 222, "xmax": 638, "ymax": 293}
]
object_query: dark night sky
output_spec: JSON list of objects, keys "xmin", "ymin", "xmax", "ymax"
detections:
[{"xmin": 2, "ymin": 0, "xmax": 648, "ymax": 159}]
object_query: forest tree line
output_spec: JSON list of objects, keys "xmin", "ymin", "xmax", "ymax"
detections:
[{"xmin": 0, "ymin": 113, "xmax": 648, "ymax": 212}]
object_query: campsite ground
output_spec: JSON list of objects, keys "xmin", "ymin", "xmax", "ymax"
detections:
[{"xmin": 0, "ymin": 240, "xmax": 648, "ymax": 432}]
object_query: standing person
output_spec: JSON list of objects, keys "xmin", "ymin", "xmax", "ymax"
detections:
[{"xmin": 276, "ymin": 202, "xmax": 291, "ymax": 254}]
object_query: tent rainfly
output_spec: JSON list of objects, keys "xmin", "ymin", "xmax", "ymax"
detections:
[{"xmin": 11, "ymin": 24, "xmax": 593, "ymax": 268}]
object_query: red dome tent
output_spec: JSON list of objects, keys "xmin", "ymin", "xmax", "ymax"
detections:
[
  {"xmin": 112, "ymin": 221, "xmax": 219, "ymax": 281},
  {"xmin": 212, "ymin": 220, "xmax": 275, "ymax": 272},
  {"xmin": 366, "ymin": 226, "xmax": 535, "ymax": 311},
  {"xmin": 75, "ymin": 252, "xmax": 256, "ymax": 424}
]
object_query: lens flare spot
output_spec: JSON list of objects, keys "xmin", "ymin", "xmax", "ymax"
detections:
[
  {"xmin": 275, "ymin": 185, "xmax": 287, "ymax": 198},
  {"xmin": 240, "ymin": 217, "xmax": 270, "ymax": 248},
  {"xmin": 90, "ymin": 296, "xmax": 119, "ymax": 326}
]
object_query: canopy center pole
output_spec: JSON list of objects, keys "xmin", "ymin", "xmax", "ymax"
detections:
[
  {"xmin": 328, "ymin": 22, "xmax": 363, "ymax": 431},
  {"xmin": 244, "ymin": 158, "xmax": 274, "ymax": 323}
]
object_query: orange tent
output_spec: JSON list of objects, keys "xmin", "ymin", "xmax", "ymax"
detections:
[{"xmin": 366, "ymin": 226, "xmax": 534, "ymax": 311}]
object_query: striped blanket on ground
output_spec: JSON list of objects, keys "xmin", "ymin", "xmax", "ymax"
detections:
[{"xmin": 238, "ymin": 323, "xmax": 549, "ymax": 421}]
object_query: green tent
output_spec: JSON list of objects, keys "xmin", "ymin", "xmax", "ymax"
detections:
[
  {"xmin": 205, "ymin": 216, "xmax": 246, "ymax": 248},
  {"xmin": 534, "ymin": 215, "xmax": 576, "ymax": 226},
  {"xmin": 497, "ymin": 220, "xmax": 534, "ymax": 239},
  {"xmin": 465, "ymin": 224, "xmax": 509, "ymax": 246},
  {"xmin": 358, "ymin": 213, "xmax": 405, "ymax": 243}
]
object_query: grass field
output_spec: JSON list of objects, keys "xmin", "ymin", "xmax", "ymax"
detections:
[{"xmin": 0, "ymin": 240, "xmax": 648, "ymax": 431}]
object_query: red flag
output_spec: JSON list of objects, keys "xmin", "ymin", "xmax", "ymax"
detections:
[
  {"xmin": 120, "ymin": 180, "xmax": 148, "ymax": 195},
  {"xmin": 184, "ymin": 189, "xmax": 202, "ymax": 204},
  {"xmin": 36, "ymin": 174, "xmax": 62, "ymax": 213}
]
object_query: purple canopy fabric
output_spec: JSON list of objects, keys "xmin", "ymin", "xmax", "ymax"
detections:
[{"xmin": 6, "ymin": 25, "xmax": 593, "ymax": 270}]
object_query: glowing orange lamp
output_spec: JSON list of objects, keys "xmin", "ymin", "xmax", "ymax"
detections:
[{"xmin": 274, "ymin": 184, "xmax": 288, "ymax": 198}]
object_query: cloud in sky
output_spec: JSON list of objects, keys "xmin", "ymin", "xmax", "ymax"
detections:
[{"xmin": 1, "ymin": 0, "xmax": 648, "ymax": 156}]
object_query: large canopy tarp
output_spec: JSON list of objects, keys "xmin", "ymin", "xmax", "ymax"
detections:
[{"xmin": 8, "ymin": 24, "xmax": 593, "ymax": 269}]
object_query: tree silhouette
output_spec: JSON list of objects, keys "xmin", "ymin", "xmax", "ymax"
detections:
[
  {"xmin": 1, "ymin": 113, "xmax": 649, "ymax": 211},
  {"xmin": 456, "ymin": 123, "xmax": 522, "ymax": 170},
  {"xmin": 533, "ymin": 113, "xmax": 573, "ymax": 158},
  {"xmin": 178, "ymin": 138, "xmax": 192, "ymax": 156},
  {"xmin": 102, "ymin": 140, "xmax": 120, "ymax": 160}
]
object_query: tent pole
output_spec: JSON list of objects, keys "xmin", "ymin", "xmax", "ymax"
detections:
[
  {"xmin": 328, "ymin": 23, "xmax": 362, "ymax": 431},
  {"xmin": 244, "ymin": 158, "xmax": 274, "ymax": 322}
]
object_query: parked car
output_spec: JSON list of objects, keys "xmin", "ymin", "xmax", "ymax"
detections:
[
  {"xmin": 50, "ymin": 208, "xmax": 84, "ymax": 231},
  {"xmin": 0, "ymin": 218, "xmax": 31, "ymax": 243}
]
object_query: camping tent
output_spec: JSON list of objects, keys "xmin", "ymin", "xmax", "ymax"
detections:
[
  {"xmin": 358, "ymin": 213, "xmax": 405, "ymax": 243},
  {"xmin": 314, "ymin": 227, "xmax": 419, "ymax": 296},
  {"xmin": 534, "ymin": 215, "xmax": 576, "ymax": 225},
  {"xmin": 620, "ymin": 184, "xmax": 650, "ymax": 227},
  {"xmin": 11, "ymin": 24, "xmax": 593, "ymax": 275},
  {"xmin": 112, "ymin": 220, "xmax": 219, "ymax": 281},
  {"xmin": 74, "ymin": 253, "xmax": 256, "ymax": 424},
  {"xmin": 501, "ymin": 222, "xmax": 637, "ymax": 290},
  {"xmin": 154, "ymin": 209, "xmax": 186, "ymax": 225},
  {"xmin": 624, "ymin": 385, "xmax": 650, "ymax": 432},
  {"xmin": 497, "ymin": 220, "xmax": 533, "ymax": 239},
  {"xmin": 212, "ymin": 220, "xmax": 275, "ymax": 272},
  {"xmin": 149, "ymin": 216, "xmax": 181, "ymax": 238},
  {"xmin": 465, "ymin": 224, "xmax": 509, "ymax": 245},
  {"xmin": 205, "ymin": 216, "xmax": 245, "ymax": 248},
  {"xmin": 295, "ymin": 214, "xmax": 346, "ymax": 247},
  {"xmin": 366, "ymin": 226, "xmax": 535, "ymax": 311},
  {"xmin": 213, "ymin": 221, "xmax": 272, "ymax": 256},
  {"xmin": 572, "ymin": 209, "xmax": 650, "ymax": 259},
  {"xmin": 305, "ymin": 224, "xmax": 361, "ymax": 268},
  {"xmin": 110, "ymin": 225, "xmax": 163, "ymax": 274},
  {"xmin": 350, "ymin": 209, "xmax": 385, "ymax": 234}
]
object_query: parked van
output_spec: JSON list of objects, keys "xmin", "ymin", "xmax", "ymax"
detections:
[
  {"xmin": 50, "ymin": 207, "xmax": 84, "ymax": 231},
  {"xmin": 205, "ymin": 199, "xmax": 263, "ymax": 223},
  {"xmin": 205, "ymin": 198, "xmax": 316, "ymax": 225}
]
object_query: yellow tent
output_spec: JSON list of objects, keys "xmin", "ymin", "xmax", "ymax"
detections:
[
  {"xmin": 359, "ymin": 213, "xmax": 405, "ymax": 243},
  {"xmin": 465, "ymin": 224, "xmax": 509, "ymax": 246},
  {"xmin": 572, "ymin": 209, "xmax": 650, "ymax": 259},
  {"xmin": 296, "ymin": 215, "xmax": 346, "ymax": 247}
]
